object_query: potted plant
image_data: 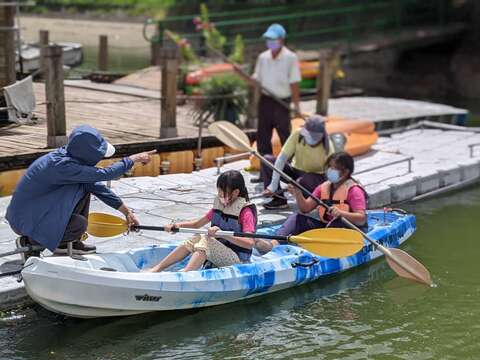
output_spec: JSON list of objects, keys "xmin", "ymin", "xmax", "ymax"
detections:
[{"xmin": 195, "ymin": 73, "xmax": 247, "ymax": 125}]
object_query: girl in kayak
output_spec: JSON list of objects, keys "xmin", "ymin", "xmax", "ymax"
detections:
[
  {"xmin": 146, "ymin": 170, "xmax": 257, "ymax": 272},
  {"xmin": 257, "ymin": 151, "xmax": 367, "ymax": 251}
]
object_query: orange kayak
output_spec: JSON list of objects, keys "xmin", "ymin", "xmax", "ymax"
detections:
[
  {"xmin": 186, "ymin": 61, "xmax": 323, "ymax": 86},
  {"xmin": 186, "ymin": 63, "xmax": 235, "ymax": 86},
  {"xmin": 249, "ymin": 117, "xmax": 378, "ymax": 170}
]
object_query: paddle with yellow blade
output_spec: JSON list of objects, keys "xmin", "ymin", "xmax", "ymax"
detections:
[
  {"xmin": 87, "ymin": 212, "xmax": 364, "ymax": 259},
  {"xmin": 208, "ymin": 121, "xmax": 432, "ymax": 286}
]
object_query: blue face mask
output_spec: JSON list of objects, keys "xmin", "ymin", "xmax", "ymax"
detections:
[
  {"xmin": 326, "ymin": 168, "xmax": 341, "ymax": 184},
  {"xmin": 266, "ymin": 40, "xmax": 281, "ymax": 51}
]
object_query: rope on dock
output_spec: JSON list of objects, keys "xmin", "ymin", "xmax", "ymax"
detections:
[{"xmin": 28, "ymin": 92, "xmax": 247, "ymax": 107}]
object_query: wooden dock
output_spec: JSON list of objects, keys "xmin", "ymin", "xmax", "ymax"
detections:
[
  {"xmin": 0, "ymin": 79, "xmax": 469, "ymax": 173},
  {"xmin": 0, "ymin": 81, "xmax": 225, "ymax": 170}
]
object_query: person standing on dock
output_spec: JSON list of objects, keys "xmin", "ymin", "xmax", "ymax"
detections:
[
  {"xmin": 251, "ymin": 23, "xmax": 302, "ymax": 183},
  {"xmin": 6, "ymin": 125, "xmax": 156, "ymax": 262}
]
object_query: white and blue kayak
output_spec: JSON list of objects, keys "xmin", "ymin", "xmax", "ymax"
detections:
[{"xmin": 21, "ymin": 210, "xmax": 416, "ymax": 318}]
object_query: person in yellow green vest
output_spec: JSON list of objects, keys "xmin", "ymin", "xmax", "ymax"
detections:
[{"xmin": 261, "ymin": 115, "xmax": 334, "ymax": 209}]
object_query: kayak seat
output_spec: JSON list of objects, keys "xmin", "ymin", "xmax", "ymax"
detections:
[{"xmin": 91, "ymin": 253, "xmax": 140, "ymax": 272}]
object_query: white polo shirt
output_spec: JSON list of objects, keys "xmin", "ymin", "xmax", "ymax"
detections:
[{"xmin": 253, "ymin": 46, "xmax": 302, "ymax": 99}]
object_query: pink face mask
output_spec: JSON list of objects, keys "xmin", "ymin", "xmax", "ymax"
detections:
[
  {"xmin": 266, "ymin": 40, "xmax": 281, "ymax": 51},
  {"xmin": 219, "ymin": 196, "xmax": 229, "ymax": 206}
]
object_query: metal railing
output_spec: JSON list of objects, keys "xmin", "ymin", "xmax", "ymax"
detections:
[
  {"xmin": 214, "ymin": 152, "xmax": 251, "ymax": 174},
  {"xmin": 354, "ymin": 156, "xmax": 414, "ymax": 175},
  {"xmin": 144, "ymin": 0, "xmax": 453, "ymax": 50},
  {"xmin": 213, "ymin": 152, "xmax": 414, "ymax": 176}
]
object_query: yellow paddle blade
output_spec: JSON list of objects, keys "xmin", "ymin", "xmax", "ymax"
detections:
[
  {"xmin": 291, "ymin": 228, "xmax": 364, "ymax": 258},
  {"xmin": 87, "ymin": 212, "xmax": 128, "ymax": 237},
  {"xmin": 208, "ymin": 121, "xmax": 253, "ymax": 152}
]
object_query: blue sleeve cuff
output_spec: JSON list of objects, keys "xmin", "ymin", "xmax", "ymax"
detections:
[{"xmin": 123, "ymin": 157, "xmax": 134, "ymax": 169}]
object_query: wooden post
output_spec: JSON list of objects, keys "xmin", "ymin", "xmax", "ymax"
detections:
[
  {"xmin": 0, "ymin": 5, "xmax": 16, "ymax": 88},
  {"xmin": 98, "ymin": 34, "xmax": 108, "ymax": 71},
  {"xmin": 150, "ymin": 22, "xmax": 163, "ymax": 66},
  {"xmin": 44, "ymin": 45, "xmax": 67, "ymax": 148},
  {"xmin": 159, "ymin": 48, "xmax": 178, "ymax": 138},
  {"xmin": 150, "ymin": 41, "xmax": 161, "ymax": 66},
  {"xmin": 246, "ymin": 48, "xmax": 260, "ymax": 128},
  {"xmin": 39, "ymin": 30, "xmax": 49, "ymax": 77},
  {"xmin": 316, "ymin": 50, "xmax": 335, "ymax": 116}
]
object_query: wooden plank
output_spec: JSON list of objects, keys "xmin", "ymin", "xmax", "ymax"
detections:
[{"xmin": 0, "ymin": 130, "xmax": 257, "ymax": 172}]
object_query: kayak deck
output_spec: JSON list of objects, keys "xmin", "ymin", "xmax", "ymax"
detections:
[{"xmin": 21, "ymin": 211, "xmax": 416, "ymax": 318}]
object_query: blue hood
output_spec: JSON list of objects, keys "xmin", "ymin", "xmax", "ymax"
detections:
[
  {"xmin": 66, "ymin": 125, "xmax": 109, "ymax": 166},
  {"xmin": 6, "ymin": 125, "xmax": 133, "ymax": 251}
]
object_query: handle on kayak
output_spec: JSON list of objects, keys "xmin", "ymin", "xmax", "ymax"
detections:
[
  {"xmin": 132, "ymin": 225, "xmax": 289, "ymax": 241},
  {"xmin": 291, "ymin": 258, "xmax": 320, "ymax": 268}
]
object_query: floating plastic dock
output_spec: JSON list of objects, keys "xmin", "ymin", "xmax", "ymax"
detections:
[
  {"xmin": 1, "ymin": 122, "xmax": 479, "ymax": 311},
  {"xmin": 303, "ymin": 97, "xmax": 468, "ymax": 129}
]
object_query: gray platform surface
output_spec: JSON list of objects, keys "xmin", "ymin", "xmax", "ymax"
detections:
[
  {"xmin": 303, "ymin": 97, "xmax": 467, "ymax": 122},
  {"xmin": 1, "ymin": 127, "xmax": 480, "ymax": 311}
]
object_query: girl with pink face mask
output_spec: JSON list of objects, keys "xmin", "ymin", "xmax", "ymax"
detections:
[{"xmin": 146, "ymin": 170, "xmax": 257, "ymax": 272}]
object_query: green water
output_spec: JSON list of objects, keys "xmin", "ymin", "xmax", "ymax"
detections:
[
  {"xmin": 5, "ymin": 47, "xmax": 480, "ymax": 358},
  {"xmin": 1, "ymin": 186, "xmax": 480, "ymax": 359},
  {"xmin": 70, "ymin": 46, "xmax": 150, "ymax": 76}
]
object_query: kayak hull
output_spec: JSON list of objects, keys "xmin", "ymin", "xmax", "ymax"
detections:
[{"xmin": 22, "ymin": 211, "xmax": 415, "ymax": 318}]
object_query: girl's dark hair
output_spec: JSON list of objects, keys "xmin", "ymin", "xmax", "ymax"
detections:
[
  {"xmin": 217, "ymin": 170, "xmax": 250, "ymax": 201},
  {"xmin": 326, "ymin": 151, "xmax": 354, "ymax": 177}
]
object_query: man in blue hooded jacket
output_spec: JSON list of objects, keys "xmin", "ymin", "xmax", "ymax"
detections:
[{"xmin": 6, "ymin": 125, "xmax": 155, "ymax": 261}]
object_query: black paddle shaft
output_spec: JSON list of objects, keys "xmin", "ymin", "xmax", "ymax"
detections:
[
  {"xmin": 131, "ymin": 225, "xmax": 289, "ymax": 241},
  {"xmin": 257, "ymin": 152, "xmax": 381, "ymax": 245}
]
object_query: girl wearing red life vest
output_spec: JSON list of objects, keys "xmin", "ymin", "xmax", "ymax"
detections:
[{"xmin": 256, "ymin": 152, "xmax": 367, "ymax": 251}]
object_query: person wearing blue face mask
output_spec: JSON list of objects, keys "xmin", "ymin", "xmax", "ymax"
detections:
[
  {"xmin": 250, "ymin": 23, "xmax": 302, "ymax": 184},
  {"xmin": 261, "ymin": 115, "xmax": 334, "ymax": 209},
  {"xmin": 255, "ymin": 152, "xmax": 367, "ymax": 253}
]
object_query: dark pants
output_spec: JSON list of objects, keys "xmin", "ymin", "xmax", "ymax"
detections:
[
  {"xmin": 261, "ymin": 154, "xmax": 326, "ymax": 195},
  {"xmin": 257, "ymin": 95, "xmax": 291, "ymax": 156},
  {"xmin": 18, "ymin": 193, "xmax": 91, "ymax": 247},
  {"xmin": 62, "ymin": 193, "xmax": 91, "ymax": 243}
]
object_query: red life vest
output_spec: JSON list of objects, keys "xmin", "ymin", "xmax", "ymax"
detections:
[{"xmin": 317, "ymin": 179, "xmax": 365, "ymax": 223}]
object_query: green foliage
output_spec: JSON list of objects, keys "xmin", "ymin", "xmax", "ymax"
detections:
[
  {"xmin": 165, "ymin": 29, "xmax": 199, "ymax": 63},
  {"xmin": 131, "ymin": 0, "xmax": 175, "ymax": 18},
  {"xmin": 198, "ymin": 73, "xmax": 247, "ymax": 124},
  {"xmin": 229, "ymin": 34, "xmax": 245, "ymax": 64},
  {"xmin": 199, "ymin": 3, "xmax": 226, "ymax": 52}
]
